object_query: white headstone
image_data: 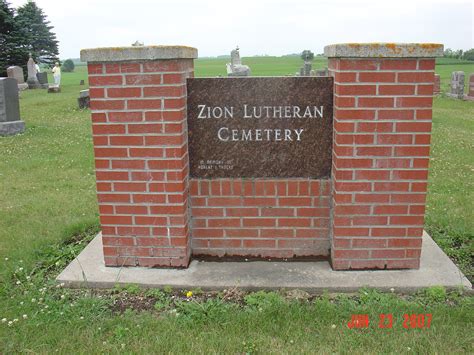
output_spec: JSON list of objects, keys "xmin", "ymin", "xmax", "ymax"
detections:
[
  {"xmin": 446, "ymin": 71, "xmax": 465, "ymax": 99},
  {"xmin": 227, "ymin": 47, "xmax": 251, "ymax": 77},
  {"xmin": 7, "ymin": 66, "xmax": 28, "ymax": 91}
]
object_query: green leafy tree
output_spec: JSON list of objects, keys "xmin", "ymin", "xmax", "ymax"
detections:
[
  {"xmin": 463, "ymin": 49, "xmax": 474, "ymax": 61},
  {"xmin": 443, "ymin": 48, "xmax": 454, "ymax": 58},
  {"xmin": 62, "ymin": 59, "xmax": 74, "ymax": 72},
  {"xmin": 0, "ymin": 0, "xmax": 28, "ymax": 76},
  {"xmin": 15, "ymin": 0, "xmax": 59, "ymax": 67},
  {"xmin": 0, "ymin": 1, "xmax": 15, "ymax": 75},
  {"xmin": 301, "ymin": 50, "xmax": 314, "ymax": 62}
]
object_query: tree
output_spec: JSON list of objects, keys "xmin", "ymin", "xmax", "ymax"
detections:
[
  {"xmin": 0, "ymin": 1, "xmax": 15, "ymax": 75},
  {"xmin": 0, "ymin": 1, "xmax": 27, "ymax": 76},
  {"xmin": 15, "ymin": 0, "xmax": 59, "ymax": 67},
  {"xmin": 443, "ymin": 48, "xmax": 454, "ymax": 58},
  {"xmin": 301, "ymin": 50, "xmax": 314, "ymax": 62},
  {"xmin": 62, "ymin": 59, "xmax": 74, "ymax": 72},
  {"xmin": 463, "ymin": 49, "xmax": 474, "ymax": 61}
]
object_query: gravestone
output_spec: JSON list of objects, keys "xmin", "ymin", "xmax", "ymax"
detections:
[
  {"xmin": 26, "ymin": 56, "xmax": 41, "ymax": 89},
  {"xmin": 433, "ymin": 74, "xmax": 441, "ymax": 94},
  {"xmin": 464, "ymin": 74, "xmax": 474, "ymax": 101},
  {"xmin": 226, "ymin": 47, "xmax": 251, "ymax": 77},
  {"xmin": 0, "ymin": 78, "xmax": 25, "ymax": 136},
  {"xmin": 48, "ymin": 85, "xmax": 61, "ymax": 93},
  {"xmin": 315, "ymin": 68, "xmax": 328, "ymax": 77},
  {"xmin": 187, "ymin": 77, "xmax": 333, "ymax": 178},
  {"xmin": 447, "ymin": 71, "xmax": 464, "ymax": 99},
  {"xmin": 297, "ymin": 67, "xmax": 328, "ymax": 77},
  {"xmin": 80, "ymin": 80, "xmax": 85, "ymax": 85},
  {"xmin": 36, "ymin": 72, "xmax": 49, "ymax": 88},
  {"xmin": 6, "ymin": 66, "xmax": 28, "ymax": 91},
  {"xmin": 78, "ymin": 89, "xmax": 90, "ymax": 109},
  {"xmin": 231, "ymin": 48, "xmax": 241, "ymax": 66}
]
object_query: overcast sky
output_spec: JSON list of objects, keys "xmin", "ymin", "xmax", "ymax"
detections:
[{"xmin": 9, "ymin": 0, "xmax": 474, "ymax": 59}]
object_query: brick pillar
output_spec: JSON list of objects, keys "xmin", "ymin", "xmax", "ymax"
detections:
[
  {"xmin": 325, "ymin": 43, "xmax": 443, "ymax": 270},
  {"xmin": 80, "ymin": 46, "xmax": 197, "ymax": 268}
]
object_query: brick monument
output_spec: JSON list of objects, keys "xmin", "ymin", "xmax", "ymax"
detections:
[
  {"xmin": 326, "ymin": 43, "xmax": 441, "ymax": 269},
  {"xmin": 81, "ymin": 43, "xmax": 443, "ymax": 270}
]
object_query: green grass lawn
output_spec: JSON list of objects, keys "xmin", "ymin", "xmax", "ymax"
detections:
[
  {"xmin": 194, "ymin": 56, "xmax": 328, "ymax": 77},
  {"xmin": 0, "ymin": 58, "xmax": 473, "ymax": 352}
]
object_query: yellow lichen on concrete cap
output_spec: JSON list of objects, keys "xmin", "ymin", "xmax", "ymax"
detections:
[
  {"xmin": 324, "ymin": 43, "xmax": 443, "ymax": 58},
  {"xmin": 80, "ymin": 45, "xmax": 198, "ymax": 62}
]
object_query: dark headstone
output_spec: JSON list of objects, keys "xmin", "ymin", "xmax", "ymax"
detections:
[
  {"xmin": 187, "ymin": 77, "xmax": 333, "ymax": 178},
  {"xmin": 0, "ymin": 78, "xmax": 25, "ymax": 136},
  {"xmin": 78, "ymin": 89, "xmax": 90, "ymax": 109},
  {"xmin": 315, "ymin": 68, "xmax": 329, "ymax": 77},
  {"xmin": 80, "ymin": 80, "xmax": 85, "ymax": 85},
  {"xmin": 36, "ymin": 72, "xmax": 48, "ymax": 88}
]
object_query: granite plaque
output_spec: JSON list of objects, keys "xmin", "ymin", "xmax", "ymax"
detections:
[
  {"xmin": 187, "ymin": 77, "xmax": 333, "ymax": 178},
  {"xmin": 0, "ymin": 78, "xmax": 21, "ymax": 123},
  {"xmin": 0, "ymin": 78, "xmax": 25, "ymax": 136}
]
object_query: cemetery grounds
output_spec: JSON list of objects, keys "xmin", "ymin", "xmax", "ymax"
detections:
[{"xmin": 0, "ymin": 56, "xmax": 473, "ymax": 353}]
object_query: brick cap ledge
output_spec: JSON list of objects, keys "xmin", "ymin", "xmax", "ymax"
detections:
[
  {"xmin": 80, "ymin": 45, "xmax": 198, "ymax": 62},
  {"xmin": 324, "ymin": 43, "xmax": 443, "ymax": 58}
]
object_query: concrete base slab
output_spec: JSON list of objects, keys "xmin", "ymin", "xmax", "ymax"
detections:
[
  {"xmin": 48, "ymin": 85, "xmax": 61, "ymax": 93},
  {"xmin": 0, "ymin": 120, "xmax": 25, "ymax": 136},
  {"xmin": 57, "ymin": 232, "xmax": 472, "ymax": 293},
  {"xmin": 446, "ymin": 93, "xmax": 464, "ymax": 99}
]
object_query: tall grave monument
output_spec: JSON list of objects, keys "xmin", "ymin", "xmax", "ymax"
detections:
[
  {"xmin": 0, "ymin": 78, "xmax": 26, "ymax": 136},
  {"xmin": 26, "ymin": 55, "xmax": 41, "ymax": 89},
  {"xmin": 226, "ymin": 47, "xmax": 251, "ymax": 76},
  {"xmin": 447, "ymin": 71, "xmax": 464, "ymax": 99},
  {"xmin": 300, "ymin": 50, "xmax": 314, "ymax": 76}
]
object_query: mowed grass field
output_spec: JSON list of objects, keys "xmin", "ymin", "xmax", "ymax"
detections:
[{"xmin": 0, "ymin": 57, "xmax": 473, "ymax": 353}]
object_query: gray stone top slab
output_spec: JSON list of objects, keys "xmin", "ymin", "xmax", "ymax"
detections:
[
  {"xmin": 80, "ymin": 45, "xmax": 198, "ymax": 62},
  {"xmin": 324, "ymin": 43, "xmax": 444, "ymax": 58}
]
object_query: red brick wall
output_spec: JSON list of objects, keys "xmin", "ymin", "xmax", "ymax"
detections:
[
  {"xmin": 190, "ymin": 179, "xmax": 331, "ymax": 258},
  {"xmin": 328, "ymin": 58, "xmax": 434, "ymax": 270},
  {"xmin": 87, "ymin": 59, "xmax": 194, "ymax": 268},
  {"xmin": 83, "ymin": 44, "xmax": 438, "ymax": 271}
]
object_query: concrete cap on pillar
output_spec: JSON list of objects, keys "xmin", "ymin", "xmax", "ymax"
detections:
[
  {"xmin": 324, "ymin": 43, "xmax": 444, "ymax": 58},
  {"xmin": 80, "ymin": 45, "xmax": 198, "ymax": 62}
]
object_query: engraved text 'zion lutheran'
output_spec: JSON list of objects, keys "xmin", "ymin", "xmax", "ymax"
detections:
[{"xmin": 197, "ymin": 105, "xmax": 325, "ymax": 142}]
